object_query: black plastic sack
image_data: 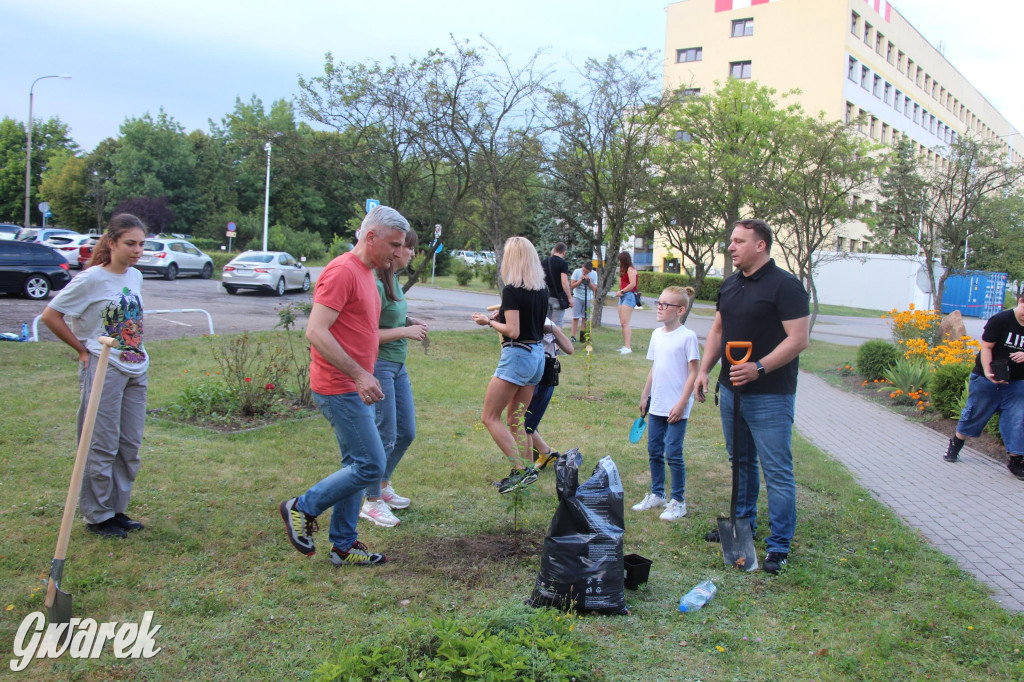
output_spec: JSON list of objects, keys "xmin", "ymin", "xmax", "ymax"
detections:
[{"xmin": 527, "ymin": 448, "xmax": 627, "ymax": 615}]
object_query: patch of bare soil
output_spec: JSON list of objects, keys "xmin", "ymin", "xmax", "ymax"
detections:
[
  {"xmin": 146, "ymin": 404, "xmax": 317, "ymax": 433},
  {"xmin": 835, "ymin": 372, "xmax": 1008, "ymax": 462},
  {"xmin": 387, "ymin": 531, "xmax": 545, "ymax": 588}
]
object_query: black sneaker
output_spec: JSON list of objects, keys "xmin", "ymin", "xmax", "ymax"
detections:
[
  {"xmin": 943, "ymin": 438, "xmax": 962, "ymax": 463},
  {"xmin": 280, "ymin": 497, "xmax": 318, "ymax": 556},
  {"xmin": 329, "ymin": 541, "xmax": 387, "ymax": 567},
  {"xmin": 570, "ymin": 336, "xmax": 576, "ymax": 343},
  {"xmin": 763, "ymin": 551, "xmax": 789, "ymax": 574},
  {"xmin": 86, "ymin": 517, "xmax": 127, "ymax": 539},
  {"xmin": 113, "ymin": 513, "xmax": 145, "ymax": 532},
  {"xmin": 1008, "ymin": 456, "xmax": 1024, "ymax": 480},
  {"xmin": 497, "ymin": 468, "xmax": 539, "ymax": 494}
]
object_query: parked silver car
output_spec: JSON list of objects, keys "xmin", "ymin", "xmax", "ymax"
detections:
[
  {"xmin": 136, "ymin": 238, "xmax": 214, "ymax": 280},
  {"xmin": 221, "ymin": 251, "xmax": 310, "ymax": 296}
]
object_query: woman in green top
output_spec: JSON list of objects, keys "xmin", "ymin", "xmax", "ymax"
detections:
[{"xmin": 359, "ymin": 229, "xmax": 429, "ymax": 528}]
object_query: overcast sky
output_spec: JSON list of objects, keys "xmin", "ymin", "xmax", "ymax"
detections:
[{"xmin": 3, "ymin": 0, "xmax": 1022, "ymax": 152}]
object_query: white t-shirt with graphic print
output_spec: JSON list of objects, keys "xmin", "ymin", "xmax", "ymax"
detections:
[{"xmin": 48, "ymin": 266, "xmax": 148, "ymax": 376}]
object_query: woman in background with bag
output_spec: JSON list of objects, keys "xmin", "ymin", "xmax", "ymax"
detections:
[{"xmin": 614, "ymin": 251, "xmax": 639, "ymax": 354}]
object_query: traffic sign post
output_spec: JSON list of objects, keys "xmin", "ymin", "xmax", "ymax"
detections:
[
  {"xmin": 366, "ymin": 198, "xmax": 380, "ymax": 214},
  {"xmin": 39, "ymin": 202, "xmax": 50, "ymax": 228},
  {"xmin": 226, "ymin": 221, "xmax": 237, "ymax": 252},
  {"xmin": 431, "ymin": 242, "xmax": 443, "ymax": 285}
]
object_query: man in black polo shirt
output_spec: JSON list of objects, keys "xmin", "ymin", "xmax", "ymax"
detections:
[{"xmin": 695, "ymin": 219, "xmax": 810, "ymax": 574}]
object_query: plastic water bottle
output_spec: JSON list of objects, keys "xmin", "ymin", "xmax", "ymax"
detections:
[
  {"xmin": 20, "ymin": 323, "xmax": 29, "ymax": 342},
  {"xmin": 679, "ymin": 580, "xmax": 717, "ymax": 613}
]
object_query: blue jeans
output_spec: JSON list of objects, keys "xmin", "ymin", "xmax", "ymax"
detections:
[
  {"xmin": 719, "ymin": 384, "xmax": 797, "ymax": 553},
  {"xmin": 365, "ymin": 359, "xmax": 416, "ymax": 497},
  {"xmin": 300, "ymin": 392, "xmax": 385, "ymax": 549},
  {"xmin": 646, "ymin": 415, "xmax": 687, "ymax": 502},
  {"xmin": 619, "ymin": 291, "xmax": 637, "ymax": 308},
  {"xmin": 957, "ymin": 375, "xmax": 1024, "ymax": 454},
  {"xmin": 524, "ymin": 383, "xmax": 555, "ymax": 433}
]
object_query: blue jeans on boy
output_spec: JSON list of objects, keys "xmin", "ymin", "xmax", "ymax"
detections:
[
  {"xmin": 956, "ymin": 375, "xmax": 1024, "ymax": 454},
  {"xmin": 300, "ymin": 391, "xmax": 385, "ymax": 549},
  {"xmin": 646, "ymin": 415, "xmax": 687, "ymax": 503},
  {"xmin": 719, "ymin": 384, "xmax": 797, "ymax": 554},
  {"xmin": 365, "ymin": 359, "xmax": 417, "ymax": 497}
]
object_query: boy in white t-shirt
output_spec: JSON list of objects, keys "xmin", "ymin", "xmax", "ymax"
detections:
[{"xmin": 632, "ymin": 286, "xmax": 700, "ymax": 521}]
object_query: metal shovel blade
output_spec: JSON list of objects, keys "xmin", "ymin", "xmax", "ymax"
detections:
[
  {"xmin": 44, "ymin": 560, "xmax": 73, "ymax": 645},
  {"xmin": 717, "ymin": 516, "xmax": 759, "ymax": 572}
]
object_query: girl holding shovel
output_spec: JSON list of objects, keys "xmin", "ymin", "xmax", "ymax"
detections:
[{"xmin": 41, "ymin": 214, "xmax": 149, "ymax": 539}]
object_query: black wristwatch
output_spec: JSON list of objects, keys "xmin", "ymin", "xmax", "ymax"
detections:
[{"xmin": 755, "ymin": 360, "xmax": 766, "ymax": 378}]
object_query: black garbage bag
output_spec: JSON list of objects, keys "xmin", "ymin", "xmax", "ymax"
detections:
[{"xmin": 527, "ymin": 448, "xmax": 627, "ymax": 615}]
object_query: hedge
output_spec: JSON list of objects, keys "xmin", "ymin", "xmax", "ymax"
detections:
[{"xmin": 636, "ymin": 271, "xmax": 724, "ymax": 302}]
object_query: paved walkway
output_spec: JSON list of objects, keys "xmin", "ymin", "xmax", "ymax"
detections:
[{"xmin": 795, "ymin": 371, "xmax": 1024, "ymax": 612}]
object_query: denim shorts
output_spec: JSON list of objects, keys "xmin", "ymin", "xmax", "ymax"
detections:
[
  {"xmin": 619, "ymin": 291, "xmax": 637, "ymax": 308},
  {"xmin": 494, "ymin": 343, "xmax": 544, "ymax": 386},
  {"xmin": 956, "ymin": 375, "xmax": 1024, "ymax": 453}
]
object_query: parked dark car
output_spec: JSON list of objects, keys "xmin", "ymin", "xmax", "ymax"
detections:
[{"xmin": 0, "ymin": 240, "xmax": 72, "ymax": 299}]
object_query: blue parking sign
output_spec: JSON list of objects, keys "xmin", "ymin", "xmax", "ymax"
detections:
[{"xmin": 365, "ymin": 198, "xmax": 380, "ymax": 214}]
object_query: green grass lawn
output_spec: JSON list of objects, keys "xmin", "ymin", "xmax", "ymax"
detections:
[{"xmin": 1, "ymin": 330, "xmax": 1022, "ymax": 679}]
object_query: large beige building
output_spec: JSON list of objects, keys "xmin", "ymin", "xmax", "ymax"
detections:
[{"xmin": 648, "ymin": 0, "xmax": 1021, "ymax": 272}]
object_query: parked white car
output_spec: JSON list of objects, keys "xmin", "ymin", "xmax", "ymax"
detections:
[
  {"xmin": 43, "ymin": 234, "xmax": 96, "ymax": 268},
  {"xmin": 221, "ymin": 251, "xmax": 311, "ymax": 296},
  {"xmin": 453, "ymin": 250, "xmax": 479, "ymax": 265},
  {"xmin": 136, "ymin": 238, "xmax": 215, "ymax": 280}
]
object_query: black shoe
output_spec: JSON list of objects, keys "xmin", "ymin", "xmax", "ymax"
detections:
[
  {"xmin": 497, "ymin": 468, "xmax": 539, "ymax": 494},
  {"xmin": 1008, "ymin": 456, "xmax": 1024, "ymax": 480},
  {"xmin": 763, "ymin": 551, "xmax": 788, "ymax": 574},
  {"xmin": 570, "ymin": 336, "xmax": 576, "ymax": 343},
  {"xmin": 113, "ymin": 513, "xmax": 144, "ymax": 532},
  {"xmin": 86, "ymin": 518, "xmax": 127, "ymax": 539},
  {"xmin": 944, "ymin": 438, "xmax": 962, "ymax": 462}
]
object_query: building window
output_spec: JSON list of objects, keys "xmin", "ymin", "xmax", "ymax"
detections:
[
  {"xmin": 861, "ymin": 65, "xmax": 870, "ymax": 90},
  {"xmin": 884, "ymin": 82, "xmax": 892, "ymax": 105},
  {"xmin": 848, "ymin": 57, "xmax": 858, "ymax": 82},
  {"xmin": 845, "ymin": 102, "xmax": 854, "ymax": 123},
  {"xmin": 904, "ymin": 98, "xmax": 912, "ymax": 118},
  {"xmin": 836, "ymin": 237, "xmax": 846, "ymax": 251},
  {"xmin": 851, "ymin": 11, "xmax": 859, "ymax": 35},
  {"xmin": 894, "ymin": 90, "xmax": 902, "ymax": 110},
  {"xmin": 732, "ymin": 18, "xmax": 754, "ymax": 37},
  {"xmin": 887, "ymin": 42, "xmax": 895, "ymax": 64},
  {"xmin": 881, "ymin": 122, "xmax": 890, "ymax": 144},
  {"xmin": 730, "ymin": 61, "xmax": 752, "ymax": 79},
  {"xmin": 870, "ymin": 117, "xmax": 878, "ymax": 139},
  {"xmin": 873, "ymin": 75, "xmax": 882, "ymax": 98},
  {"xmin": 897, "ymin": 51, "xmax": 905, "ymax": 70},
  {"xmin": 674, "ymin": 131, "xmax": 693, "ymax": 142},
  {"xmin": 864, "ymin": 22, "xmax": 872, "ymax": 45},
  {"xmin": 858, "ymin": 109, "xmax": 867, "ymax": 134},
  {"xmin": 680, "ymin": 88, "xmax": 701, "ymax": 99},
  {"xmin": 914, "ymin": 104, "xmax": 920, "ymax": 124},
  {"xmin": 931, "ymin": 117, "xmax": 937, "ymax": 135},
  {"xmin": 876, "ymin": 33, "xmax": 884, "ymax": 54},
  {"xmin": 676, "ymin": 47, "xmax": 702, "ymax": 63},
  {"xmin": 906, "ymin": 58, "xmax": 914, "ymax": 78}
]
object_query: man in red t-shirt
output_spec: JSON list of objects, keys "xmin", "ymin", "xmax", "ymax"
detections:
[{"xmin": 279, "ymin": 205, "xmax": 409, "ymax": 567}]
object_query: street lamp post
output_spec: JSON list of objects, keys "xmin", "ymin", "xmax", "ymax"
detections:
[
  {"xmin": 24, "ymin": 74, "xmax": 71, "ymax": 229},
  {"xmin": 262, "ymin": 140, "xmax": 272, "ymax": 251}
]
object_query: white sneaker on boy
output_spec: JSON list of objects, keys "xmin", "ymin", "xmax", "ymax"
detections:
[
  {"xmin": 631, "ymin": 492, "xmax": 666, "ymax": 511},
  {"xmin": 659, "ymin": 499, "xmax": 687, "ymax": 521}
]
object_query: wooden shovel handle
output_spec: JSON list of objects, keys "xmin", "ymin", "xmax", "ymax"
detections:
[
  {"xmin": 45, "ymin": 336, "xmax": 117, "ymax": 608},
  {"xmin": 725, "ymin": 341, "xmax": 752, "ymax": 365}
]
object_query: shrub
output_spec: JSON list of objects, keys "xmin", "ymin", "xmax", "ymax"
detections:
[
  {"xmin": 883, "ymin": 304, "xmax": 941, "ymax": 348},
  {"xmin": 929, "ymin": 363, "xmax": 973, "ymax": 419},
  {"xmin": 857, "ymin": 340, "xmax": 901, "ymax": 380},
  {"xmin": 477, "ymin": 263, "xmax": 498, "ymax": 288},
  {"xmin": 881, "ymin": 357, "xmax": 933, "ymax": 409},
  {"xmin": 326, "ymin": 233, "xmax": 351, "ymax": 260},
  {"xmin": 246, "ymin": 223, "xmax": 326, "ymax": 260},
  {"xmin": 312, "ymin": 606, "xmax": 592, "ymax": 681},
  {"xmin": 212, "ymin": 333, "xmax": 290, "ymax": 416},
  {"xmin": 452, "ymin": 260, "xmax": 474, "ymax": 286},
  {"xmin": 164, "ymin": 379, "xmax": 237, "ymax": 423},
  {"xmin": 636, "ymin": 271, "xmax": 723, "ymax": 301}
]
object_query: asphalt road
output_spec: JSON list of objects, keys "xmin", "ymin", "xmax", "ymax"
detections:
[{"xmin": 0, "ymin": 266, "xmax": 984, "ymax": 346}]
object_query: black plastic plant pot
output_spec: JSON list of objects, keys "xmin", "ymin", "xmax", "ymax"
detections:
[{"xmin": 623, "ymin": 553, "xmax": 653, "ymax": 590}]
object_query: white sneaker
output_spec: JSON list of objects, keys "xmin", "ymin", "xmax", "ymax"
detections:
[
  {"xmin": 380, "ymin": 484, "xmax": 410, "ymax": 510},
  {"xmin": 619, "ymin": 347, "xmax": 632, "ymax": 355},
  {"xmin": 659, "ymin": 499, "xmax": 687, "ymax": 521},
  {"xmin": 359, "ymin": 499, "xmax": 400, "ymax": 527},
  {"xmin": 631, "ymin": 492, "xmax": 666, "ymax": 511}
]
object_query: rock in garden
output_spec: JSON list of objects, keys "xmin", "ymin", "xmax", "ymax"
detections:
[{"xmin": 939, "ymin": 309, "xmax": 966, "ymax": 342}]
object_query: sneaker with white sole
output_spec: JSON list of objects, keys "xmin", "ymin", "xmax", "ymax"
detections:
[
  {"xmin": 329, "ymin": 540, "xmax": 387, "ymax": 567},
  {"xmin": 380, "ymin": 484, "xmax": 410, "ymax": 509},
  {"xmin": 359, "ymin": 499, "xmax": 400, "ymax": 527},
  {"xmin": 619, "ymin": 347, "xmax": 632, "ymax": 355},
  {"xmin": 631, "ymin": 492, "xmax": 666, "ymax": 511},
  {"xmin": 659, "ymin": 499, "xmax": 687, "ymax": 520}
]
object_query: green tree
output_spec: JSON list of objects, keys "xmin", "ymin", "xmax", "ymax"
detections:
[
  {"xmin": 544, "ymin": 50, "xmax": 668, "ymax": 328},
  {"xmin": 39, "ymin": 150, "xmax": 93, "ymax": 232},
  {"xmin": 872, "ymin": 136, "xmax": 925, "ymax": 255},
  {"xmin": 965, "ymin": 191, "xmax": 1024, "ymax": 296},
  {"xmin": 0, "ymin": 116, "xmax": 78, "ymax": 225}
]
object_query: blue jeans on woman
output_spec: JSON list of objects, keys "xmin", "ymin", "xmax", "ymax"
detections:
[
  {"xmin": 719, "ymin": 384, "xmax": 797, "ymax": 554},
  {"xmin": 365, "ymin": 359, "xmax": 416, "ymax": 497},
  {"xmin": 299, "ymin": 392, "xmax": 385, "ymax": 550},
  {"xmin": 646, "ymin": 414, "xmax": 687, "ymax": 503}
]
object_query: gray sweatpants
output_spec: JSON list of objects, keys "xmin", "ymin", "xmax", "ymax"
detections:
[{"xmin": 76, "ymin": 358, "xmax": 147, "ymax": 525}]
